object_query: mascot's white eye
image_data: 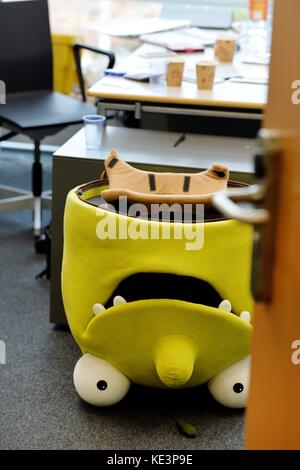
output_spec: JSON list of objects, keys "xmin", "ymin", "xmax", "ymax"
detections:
[
  {"xmin": 73, "ymin": 353, "xmax": 130, "ymax": 406},
  {"xmin": 208, "ymin": 357, "xmax": 251, "ymax": 409}
]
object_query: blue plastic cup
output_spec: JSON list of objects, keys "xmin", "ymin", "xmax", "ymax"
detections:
[
  {"xmin": 83, "ymin": 115, "xmax": 106, "ymax": 151},
  {"xmin": 149, "ymin": 60, "xmax": 166, "ymax": 92}
]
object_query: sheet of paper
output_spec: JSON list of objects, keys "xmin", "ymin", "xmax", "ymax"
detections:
[
  {"xmin": 230, "ymin": 77, "xmax": 269, "ymax": 85},
  {"xmin": 100, "ymin": 77, "xmax": 133, "ymax": 89},
  {"xmin": 140, "ymin": 28, "xmax": 208, "ymax": 50},
  {"xmin": 85, "ymin": 17, "xmax": 190, "ymax": 38},
  {"xmin": 183, "ymin": 72, "xmax": 224, "ymax": 85},
  {"xmin": 242, "ymin": 54, "xmax": 270, "ymax": 66},
  {"xmin": 181, "ymin": 27, "xmax": 237, "ymax": 45}
]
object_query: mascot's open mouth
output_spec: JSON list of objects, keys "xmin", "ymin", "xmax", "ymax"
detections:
[
  {"xmin": 83, "ymin": 272, "xmax": 252, "ymax": 399},
  {"xmin": 91, "ymin": 273, "xmax": 250, "ymax": 321},
  {"xmin": 82, "ymin": 272, "xmax": 252, "ymax": 402},
  {"xmin": 106, "ymin": 273, "xmax": 222, "ymax": 308}
]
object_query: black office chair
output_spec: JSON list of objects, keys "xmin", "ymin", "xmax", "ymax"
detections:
[{"xmin": 0, "ymin": 0, "xmax": 115, "ymax": 250}]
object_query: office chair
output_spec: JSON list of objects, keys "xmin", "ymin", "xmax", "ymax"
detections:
[{"xmin": 0, "ymin": 0, "xmax": 115, "ymax": 251}]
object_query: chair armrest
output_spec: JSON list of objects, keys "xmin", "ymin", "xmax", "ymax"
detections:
[{"xmin": 73, "ymin": 43, "xmax": 116, "ymax": 102}]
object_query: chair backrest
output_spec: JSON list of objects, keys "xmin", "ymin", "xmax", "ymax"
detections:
[{"xmin": 0, "ymin": 0, "xmax": 53, "ymax": 94}]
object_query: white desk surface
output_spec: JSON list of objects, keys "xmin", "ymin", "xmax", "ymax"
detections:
[
  {"xmin": 88, "ymin": 44, "xmax": 268, "ymax": 110},
  {"xmin": 54, "ymin": 127, "xmax": 256, "ymax": 175}
]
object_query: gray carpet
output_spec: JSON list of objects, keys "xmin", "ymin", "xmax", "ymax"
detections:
[{"xmin": 0, "ymin": 146, "xmax": 245, "ymax": 450}]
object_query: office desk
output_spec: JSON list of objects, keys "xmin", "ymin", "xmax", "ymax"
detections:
[
  {"xmin": 88, "ymin": 44, "xmax": 268, "ymax": 121},
  {"xmin": 50, "ymin": 126, "xmax": 256, "ymax": 324}
]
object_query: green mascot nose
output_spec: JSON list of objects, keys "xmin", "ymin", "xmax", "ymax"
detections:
[{"xmin": 154, "ymin": 335, "xmax": 198, "ymax": 388}]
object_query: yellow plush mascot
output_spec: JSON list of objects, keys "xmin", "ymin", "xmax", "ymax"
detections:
[{"xmin": 62, "ymin": 157, "xmax": 253, "ymax": 408}]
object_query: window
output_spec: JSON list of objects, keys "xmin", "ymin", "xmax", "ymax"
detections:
[{"xmin": 140, "ymin": 0, "xmax": 248, "ymax": 6}]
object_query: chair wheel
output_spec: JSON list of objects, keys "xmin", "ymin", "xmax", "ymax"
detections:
[{"xmin": 35, "ymin": 235, "xmax": 46, "ymax": 254}]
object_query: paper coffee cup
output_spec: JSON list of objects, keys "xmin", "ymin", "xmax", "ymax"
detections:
[
  {"xmin": 196, "ymin": 61, "xmax": 216, "ymax": 90},
  {"xmin": 166, "ymin": 60, "xmax": 185, "ymax": 87},
  {"xmin": 214, "ymin": 38, "xmax": 236, "ymax": 63}
]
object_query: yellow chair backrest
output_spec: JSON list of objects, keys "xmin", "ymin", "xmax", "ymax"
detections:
[{"xmin": 52, "ymin": 33, "xmax": 83, "ymax": 95}]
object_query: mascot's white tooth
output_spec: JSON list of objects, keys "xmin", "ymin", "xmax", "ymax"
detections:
[
  {"xmin": 218, "ymin": 300, "xmax": 232, "ymax": 312},
  {"xmin": 113, "ymin": 295, "xmax": 127, "ymax": 306},
  {"xmin": 92, "ymin": 303, "xmax": 106, "ymax": 315},
  {"xmin": 240, "ymin": 311, "xmax": 251, "ymax": 323}
]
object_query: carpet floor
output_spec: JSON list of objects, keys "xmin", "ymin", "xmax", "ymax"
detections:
[{"xmin": 0, "ymin": 147, "xmax": 245, "ymax": 450}]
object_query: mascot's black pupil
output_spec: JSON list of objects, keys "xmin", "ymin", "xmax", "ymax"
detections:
[
  {"xmin": 97, "ymin": 380, "xmax": 108, "ymax": 391},
  {"xmin": 233, "ymin": 383, "xmax": 244, "ymax": 394}
]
